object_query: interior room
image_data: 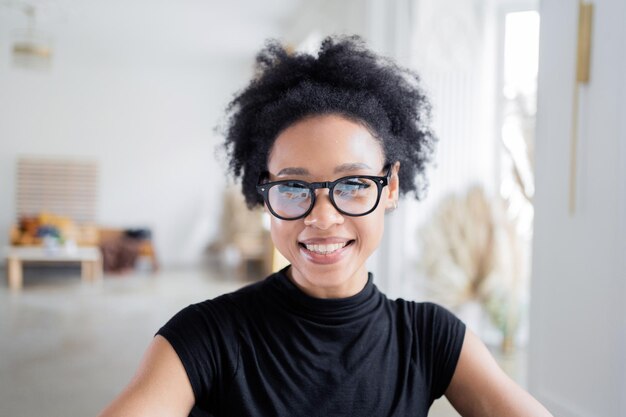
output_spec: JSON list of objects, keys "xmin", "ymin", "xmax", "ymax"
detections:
[{"xmin": 0, "ymin": 0, "xmax": 624, "ymax": 416}]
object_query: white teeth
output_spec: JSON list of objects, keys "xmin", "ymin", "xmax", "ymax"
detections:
[{"xmin": 304, "ymin": 242, "xmax": 348, "ymax": 254}]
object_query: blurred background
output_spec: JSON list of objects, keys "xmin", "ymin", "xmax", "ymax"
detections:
[{"xmin": 0, "ymin": 0, "xmax": 624, "ymax": 416}]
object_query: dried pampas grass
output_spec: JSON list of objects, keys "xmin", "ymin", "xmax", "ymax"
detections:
[{"xmin": 418, "ymin": 186, "xmax": 525, "ymax": 351}]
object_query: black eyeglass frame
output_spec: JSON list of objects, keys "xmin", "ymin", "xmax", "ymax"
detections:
[{"xmin": 256, "ymin": 164, "xmax": 392, "ymax": 220}]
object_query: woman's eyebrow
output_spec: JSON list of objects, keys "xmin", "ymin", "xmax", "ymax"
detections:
[
  {"xmin": 276, "ymin": 163, "xmax": 372, "ymax": 176},
  {"xmin": 334, "ymin": 162, "xmax": 372, "ymax": 173},
  {"xmin": 276, "ymin": 167, "xmax": 309, "ymax": 176}
]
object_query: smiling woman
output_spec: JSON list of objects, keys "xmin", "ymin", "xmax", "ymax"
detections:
[{"xmin": 98, "ymin": 35, "xmax": 553, "ymax": 417}]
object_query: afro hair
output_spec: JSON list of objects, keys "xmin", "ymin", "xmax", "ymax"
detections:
[{"xmin": 222, "ymin": 34, "xmax": 436, "ymax": 208}]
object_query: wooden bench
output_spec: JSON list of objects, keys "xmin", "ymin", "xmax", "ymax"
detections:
[{"xmin": 5, "ymin": 245, "xmax": 102, "ymax": 291}]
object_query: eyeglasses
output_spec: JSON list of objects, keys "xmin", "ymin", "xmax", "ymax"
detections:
[{"xmin": 256, "ymin": 165, "xmax": 391, "ymax": 220}]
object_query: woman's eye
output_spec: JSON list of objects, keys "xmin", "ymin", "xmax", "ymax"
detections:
[
  {"xmin": 342, "ymin": 180, "xmax": 370, "ymax": 189},
  {"xmin": 335, "ymin": 179, "xmax": 371, "ymax": 196},
  {"xmin": 277, "ymin": 184, "xmax": 309, "ymax": 199}
]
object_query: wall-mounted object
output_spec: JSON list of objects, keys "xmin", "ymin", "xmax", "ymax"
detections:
[
  {"xmin": 570, "ymin": 2, "xmax": 594, "ymax": 215},
  {"xmin": 11, "ymin": 28, "xmax": 53, "ymax": 69},
  {"xmin": 2, "ymin": 2, "xmax": 55, "ymax": 69}
]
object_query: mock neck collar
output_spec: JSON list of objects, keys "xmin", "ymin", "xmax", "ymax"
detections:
[{"xmin": 267, "ymin": 266, "xmax": 381, "ymax": 324}]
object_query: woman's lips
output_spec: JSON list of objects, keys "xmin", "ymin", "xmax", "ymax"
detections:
[{"xmin": 298, "ymin": 240, "xmax": 354, "ymax": 264}]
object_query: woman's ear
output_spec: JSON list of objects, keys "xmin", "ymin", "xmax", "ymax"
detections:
[{"xmin": 385, "ymin": 161, "xmax": 400, "ymax": 211}]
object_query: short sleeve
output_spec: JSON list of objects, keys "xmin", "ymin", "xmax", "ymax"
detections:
[
  {"xmin": 416, "ymin": 302, "xmax": 466, "ymax": 402},
  {"xmin": 156, "ymin": 300, "xmax": 237, "ymax": 409}
]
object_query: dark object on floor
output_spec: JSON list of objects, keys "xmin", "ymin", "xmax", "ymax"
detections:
[
  {"xmin": 124, "ymin": 228, "xmax": 152, "ymax": 240},
  {"xmin": 99, "ymin": 237, "xmax": 141, "ymax": 273},
  {"xmin": 99, "ymin": 228, "xmax": 159, "ymax": 273}
]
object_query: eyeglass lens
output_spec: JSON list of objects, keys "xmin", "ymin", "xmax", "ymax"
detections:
[{"xmin": 267, "ymin": 177, "xmax": 379, "ymax": 219}]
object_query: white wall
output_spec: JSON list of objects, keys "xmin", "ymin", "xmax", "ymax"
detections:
[
  {"xmin": 0, "ymin": 1, "xmax": 291, "ymax": 267},
  {"xmin": 529, "ymin": 0, "xmax": 626, "ymax": 415},
  {"xmin": 0, "ymin": 62, "xmax": 250, "ymax": 267},
  {"xmin": 281, "ymin": 0, "xmax": 368, "ymax": 45},
  {"xmin": 620, "ymin": 39, "xmax": 626, "ymax": 417}
]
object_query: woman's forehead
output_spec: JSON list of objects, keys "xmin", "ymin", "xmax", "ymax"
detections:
[{"xmin": 267, "ymin": 114, "xmax": 385, "ymax": 173}]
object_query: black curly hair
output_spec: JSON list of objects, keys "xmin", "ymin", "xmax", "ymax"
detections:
[{"xmin": 222, "ymin": 34, "xmax": 436, "ymax": 208}]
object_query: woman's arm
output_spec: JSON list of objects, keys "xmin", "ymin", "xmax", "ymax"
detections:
[
  {"xmin": 98, "ymin": 335, "xmax": 195, "ymax": 417},
  {"xmin": 445, "ymin": 330, "xmax": 553, "ymax": 417}
]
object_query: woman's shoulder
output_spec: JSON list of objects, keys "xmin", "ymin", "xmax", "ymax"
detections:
[
  {"xmin": 157, "ymin": 273, "xmax": 279, "ymax": 349},
  {"xmin": 392, "ymin": 298, "xmax": 457, "ymax": 315},
  {"xmin": 390, "ymin": 298, "xmax": 465, "ymax": 333}
]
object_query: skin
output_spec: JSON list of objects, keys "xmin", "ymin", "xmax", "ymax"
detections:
[
  {"xmin": 98, "ymin": 113, "xmax": 553, "ymax": 417},
  {"xmin": 446, "ymin": 331, "xmax": 554, "ymax": 416},
  {"xmin": 97, "ymin": 334, "xmax": 194, "ymax": 417}
]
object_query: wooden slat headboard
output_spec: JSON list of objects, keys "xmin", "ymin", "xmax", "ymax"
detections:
[{"xmin": 16, "ymin": 157, "xmax": 99, "ymax": 223}]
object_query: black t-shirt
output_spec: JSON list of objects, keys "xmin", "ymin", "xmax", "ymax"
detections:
[{"xmin": 157, "ymin": 268, "xmax": 466, "ymax": 417}]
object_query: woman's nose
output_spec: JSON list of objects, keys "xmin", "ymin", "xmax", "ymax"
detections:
[{"xmin": 303, "ymin": 190, "xmax": 344, "ymax": 229}]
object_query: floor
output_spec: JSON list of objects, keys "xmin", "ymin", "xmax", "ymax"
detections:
[{"xmin": 0, "ymin": 266, "xmax": 523, "ymax": 417}]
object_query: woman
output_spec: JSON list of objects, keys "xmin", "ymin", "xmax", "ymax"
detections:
[{"xmin": 99, "ymin": 36, "xmax": 553, "ymax": 417}]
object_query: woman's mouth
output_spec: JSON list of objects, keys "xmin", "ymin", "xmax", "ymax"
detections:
[
  {"xmin": 298, "ymin": 240, "xmax": 354, "ymax": 263},
  {"xmin": 302, "ymin": 241, "xmax": 349, "ymax": 255}
]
